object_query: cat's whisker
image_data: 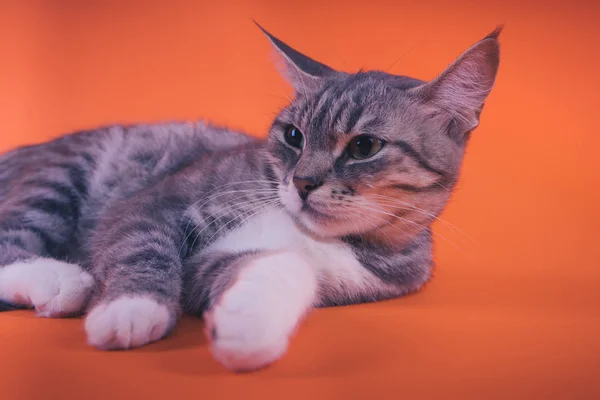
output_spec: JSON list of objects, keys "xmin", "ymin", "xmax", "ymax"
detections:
[
  {"xmin": 185, "ymin": 195, "xmax": 279, "ymax": 241},
  {"xmin": 180, "ymin": 185, "xmax": 280, "ymax": 241},
  {"xmin": 342, "ymin": 208, "xmax": 394, "ymax": 244},
  {"xmin": 334, "ymin": 202, "xmax": 429, "ymax": 252},
  {"xmin": 180, "ymin": 195, "xmax": 280, "ymax": 254},
  {"xmin": 204, "ymin": 195, "xmax": 280, "ymax": 228},
  {"xmin": 195, "ymin": 194, "xmax": 280, "ymax": 233},
  {"xmin": 320, "ymin": 201, "xmax": 397, "ymax": 244},
  {"xmin": 181, "ymin": 196, "xmax": 279, "ymax": 252},
  {"xmin": 186, "ymin": 188, "xmax": 280, "ymax": 215},
  {"xmin": 181, "ymin": 183, "xmax": 278, "ymax": 227},
  {"xmin": 187, "ymin": 179, "xmax": 279, "ymax": 204},
  {"xmin": 200, "ymin": 179, "xmax": 277, "ymax": 195},
  {"xmin": 365, "ymin": 194, "xmax": 476, "ymax": 244},
  {"xmin": 351, "ymin": 205, "xmax": 432, "ymax": 253},
  {"xmin": 213, "ymin": 201, "xmax": 283, "ymax": 241},
  {"xmin": 433, "ymin": 181, "xmax": 453, "ymax": 192},
  {"xmin": 362, "ymin": 201, "xmax": 438, "ymax": 235},
  {"xmin": 181, "ymin": 196, "xmax": 255, "ymax": 254},
  {"xmin": 201, "ymin": 199, "xmax": 283, "ymax": 249},
  {"xmin": 357, "ymin": 200, "xmax": 415, "ymax": 236},
  {"xmin": 363, "ymin": 202, "xmax": 472, "ymax": 262}
]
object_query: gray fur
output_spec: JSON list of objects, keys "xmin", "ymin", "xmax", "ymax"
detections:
[{"xmin": 0, "ymin": 26, "xmax": 501, "ymax": 329}]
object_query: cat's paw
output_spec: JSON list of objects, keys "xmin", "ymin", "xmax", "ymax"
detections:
[
  {"xmin": 204, "ymin": 292, "xmax": 290, "ymax": 372},
  {"xmin": 84, "ymin": 295, "xmax": 174, "ymax": 350},
  {"xmin": 205, "ymin": 251, "xmax": 317, "ymax": 372},
  {"xmin": 0, "ymin": 258, "xmax": 95, "ymax": 317}
]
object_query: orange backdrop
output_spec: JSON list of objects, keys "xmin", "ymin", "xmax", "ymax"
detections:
[{"xmin": 1, "ymin": 0, "xmax": 599, "ymax": 399}]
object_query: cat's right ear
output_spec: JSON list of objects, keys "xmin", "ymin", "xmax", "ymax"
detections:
[{"xmin": 254, "ymin": 21, "xmax": 336, "ymax": 94}]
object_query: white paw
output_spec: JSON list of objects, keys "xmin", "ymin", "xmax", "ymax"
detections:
[
  {"xmin": 84, "ymin": 295, "xmax": 173, "ymax": 350},
  {"xmin": 205, "ymin": 251, "xmax": 317, "ymax": 372},
  {"xmin": 0, "ymin": 257, "xmax": 95, "ymax": 317}
]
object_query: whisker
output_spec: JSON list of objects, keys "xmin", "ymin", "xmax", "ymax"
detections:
[
  {"xmin": 363, "ymin": 203, "xmax": 473, "ymax": 263},
  {"xmin": 340, "ymin": 206, "xmax": 394, "ymax": 244},
  {"xmin": 187, "ymin": 198, "xmax": 271, "ymax": 252},
  {"xmin": 180, "ymin": 195, "xmax": 279, "ymax": 254},
  {"xmin": 181, "ymin": 179, "xmax": 279, "ymax": 224},
  {"xmin": 201, "ymin": 199, "xmax": 283, "ymax": 248},
  {"xmin": 187, "ymin": 180, "xmax": 279, "ymax": 207},
  {"xmin": 180, "ymin": 185, "xmax": 280, "ymax": 242},
  {"xmin": 366, "ymin": 194, "xmax": 477, "ymax": 244}
]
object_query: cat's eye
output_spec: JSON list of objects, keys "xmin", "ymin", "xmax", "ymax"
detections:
[
  {"xmin": 347, "ymin": 135, "xmax": 385, "ymax": 160},
  {"xmin": 284, "ymin": 125, "xmax": 304, "ymax": 149}
]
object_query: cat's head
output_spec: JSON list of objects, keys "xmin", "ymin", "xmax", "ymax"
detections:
[{"xmin": 261, "ymin": 23, "xmax": 501, "ymax": 242}]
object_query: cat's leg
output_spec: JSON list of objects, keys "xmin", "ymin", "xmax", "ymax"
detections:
[
  {"xmin": 83, "ymin": 196, "xmax": 185, "ymax": 350},
  {"xmin": 184, "ymin": 250, "xmax": 318, "ymax": 372},
  {"xmin": 185, "ymin": 231, "xmax": 433, "ymax": 372},
  {"xmin": 0, "ymin": 149, "xmax": 95, "ymax": 316}
]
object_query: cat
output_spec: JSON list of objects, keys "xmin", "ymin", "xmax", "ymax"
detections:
[{"xmin": 0, "ymin": 23, "xmax": 500, "ymax": 372}]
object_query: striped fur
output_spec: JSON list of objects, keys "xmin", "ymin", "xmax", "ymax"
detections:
[{"xmin": 0, "ymin": 26, "xmax": 500, "ymax": 371}]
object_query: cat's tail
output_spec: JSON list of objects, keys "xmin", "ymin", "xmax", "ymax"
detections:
[{"xmin": 0, "ymin": 299, "xmax": 26, "ymax": 311}]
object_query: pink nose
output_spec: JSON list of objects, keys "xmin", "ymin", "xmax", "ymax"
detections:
[{"xmin": 293, "ymin": 176, "xmax": 323, "ymax": 200}]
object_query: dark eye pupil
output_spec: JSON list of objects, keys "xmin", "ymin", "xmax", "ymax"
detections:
[
  {"xmin": 285, "ymin": 126, "xmax": 303, "ymax": 148},
  {"xmin": 355, "ymin": 137, "xmax": 373, "ymax": 156}
]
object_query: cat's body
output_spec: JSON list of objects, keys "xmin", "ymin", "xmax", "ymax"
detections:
[{"xmin": 0, "ymin": 25, "xmax": 500, "ymax": 371}]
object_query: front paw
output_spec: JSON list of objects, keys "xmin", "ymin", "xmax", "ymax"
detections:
[
  {"xmin": 204, "ymin": 287, "xmax": 291, "ymax": 373},
  {"xmin": 84, "ymin": 295, "xmax": 175, "ymax": 350},
  {"xmin": 0, "ymin": 258, "xmax": 95, "ymax": 317},
  {"xmin": 204, "ymin": 251, "xmax": 317, "ymax": 372}
]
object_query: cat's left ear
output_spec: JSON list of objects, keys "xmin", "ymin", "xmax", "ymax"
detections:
[
  {"xmin": 255, "ymin": 21, "xmax": 336, "ymax": 94},
  {"xmin": 410, "ymin": 27, "xmax": 502, "ymax": 139}
]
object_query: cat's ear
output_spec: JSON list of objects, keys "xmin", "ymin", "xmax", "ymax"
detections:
[
  {"xmin": 255, "ymin": 21, "xmax": 336, "ymax": 94},
  {"xmin": 411, "ymin": 27, "xmax": 502, "ymax": 139}
]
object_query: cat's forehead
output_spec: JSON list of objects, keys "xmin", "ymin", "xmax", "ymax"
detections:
[{"xmin": 288, "ymin": 71, "xmax": 425, "ymax": 148}]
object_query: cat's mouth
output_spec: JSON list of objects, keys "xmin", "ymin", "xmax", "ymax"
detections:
[
  {"xmin": 278, "ymin": 182, "xmax": 347, "ymax": 236},
  {"xmin": 300, "ymin": 202, "xmax": 337, "ymax": 221},
  {"xmin": 290, "ymin": 202, "xmax": 346, "ymax": 238}
]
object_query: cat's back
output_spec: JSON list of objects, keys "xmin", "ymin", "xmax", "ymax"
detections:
[
  {"xmin": 0, "ymin": 120, "xmax": 257, "ymax": 228},
  {"xmin": 1, "ymin": 121, "xmax": 253, "ymax": 176},
  {"xmin": 69, "ymin": 121, "xmax": 257, "ymax": 215},
  {"xmin": 87, "ymin": 121, "xmax": 255, "ymax": 194}
]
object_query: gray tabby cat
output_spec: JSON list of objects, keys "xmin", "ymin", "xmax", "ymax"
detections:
[{"xmin": 0, "ymin": 24, "xmax": 500, "ymax": 371}]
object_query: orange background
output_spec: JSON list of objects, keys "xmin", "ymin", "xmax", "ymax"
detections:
[{"xmin": 1, "ymin": 0, "xmax": 599, "ymax": 398}]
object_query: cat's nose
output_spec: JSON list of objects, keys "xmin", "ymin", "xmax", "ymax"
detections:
[{"xmin": 293, "ymin": 176, "xmax": 323, "ymax": 201}]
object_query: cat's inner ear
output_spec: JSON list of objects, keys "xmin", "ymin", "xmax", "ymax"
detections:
[
  {"xmin": 255, "ymin": 22, "xmax": 336, "ymax": 94},
  {"xmin": 412, "ymin": 27, "xmax": 502, "ymax": 139}
]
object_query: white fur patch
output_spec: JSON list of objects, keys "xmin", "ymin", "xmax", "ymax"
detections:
[
  {"xmin": 205, "ymin": 208, "xmax": 382, "ymax": 298},
  {"xmin": 0, "ymin": 257, "xmax": 94, "ymax": 317},
  {"xmin": 84, "ymin": 295, "xmax": 173, "ymax": 350},
  {"xmin": 202, "ymin": 208, "xmax": 389, "ymax": 370},
  {"xmin": 205, "ymin": 251, "xmax": 317, "ymax": 372}
]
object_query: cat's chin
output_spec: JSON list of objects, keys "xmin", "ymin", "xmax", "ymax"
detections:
[
  {"xmin": 287, "ymin": 208, "xmax": 353, "ymax": 239},
  {"xmin": 278, "ymin": 186, "xmax": 355, "ymax": 238}
]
